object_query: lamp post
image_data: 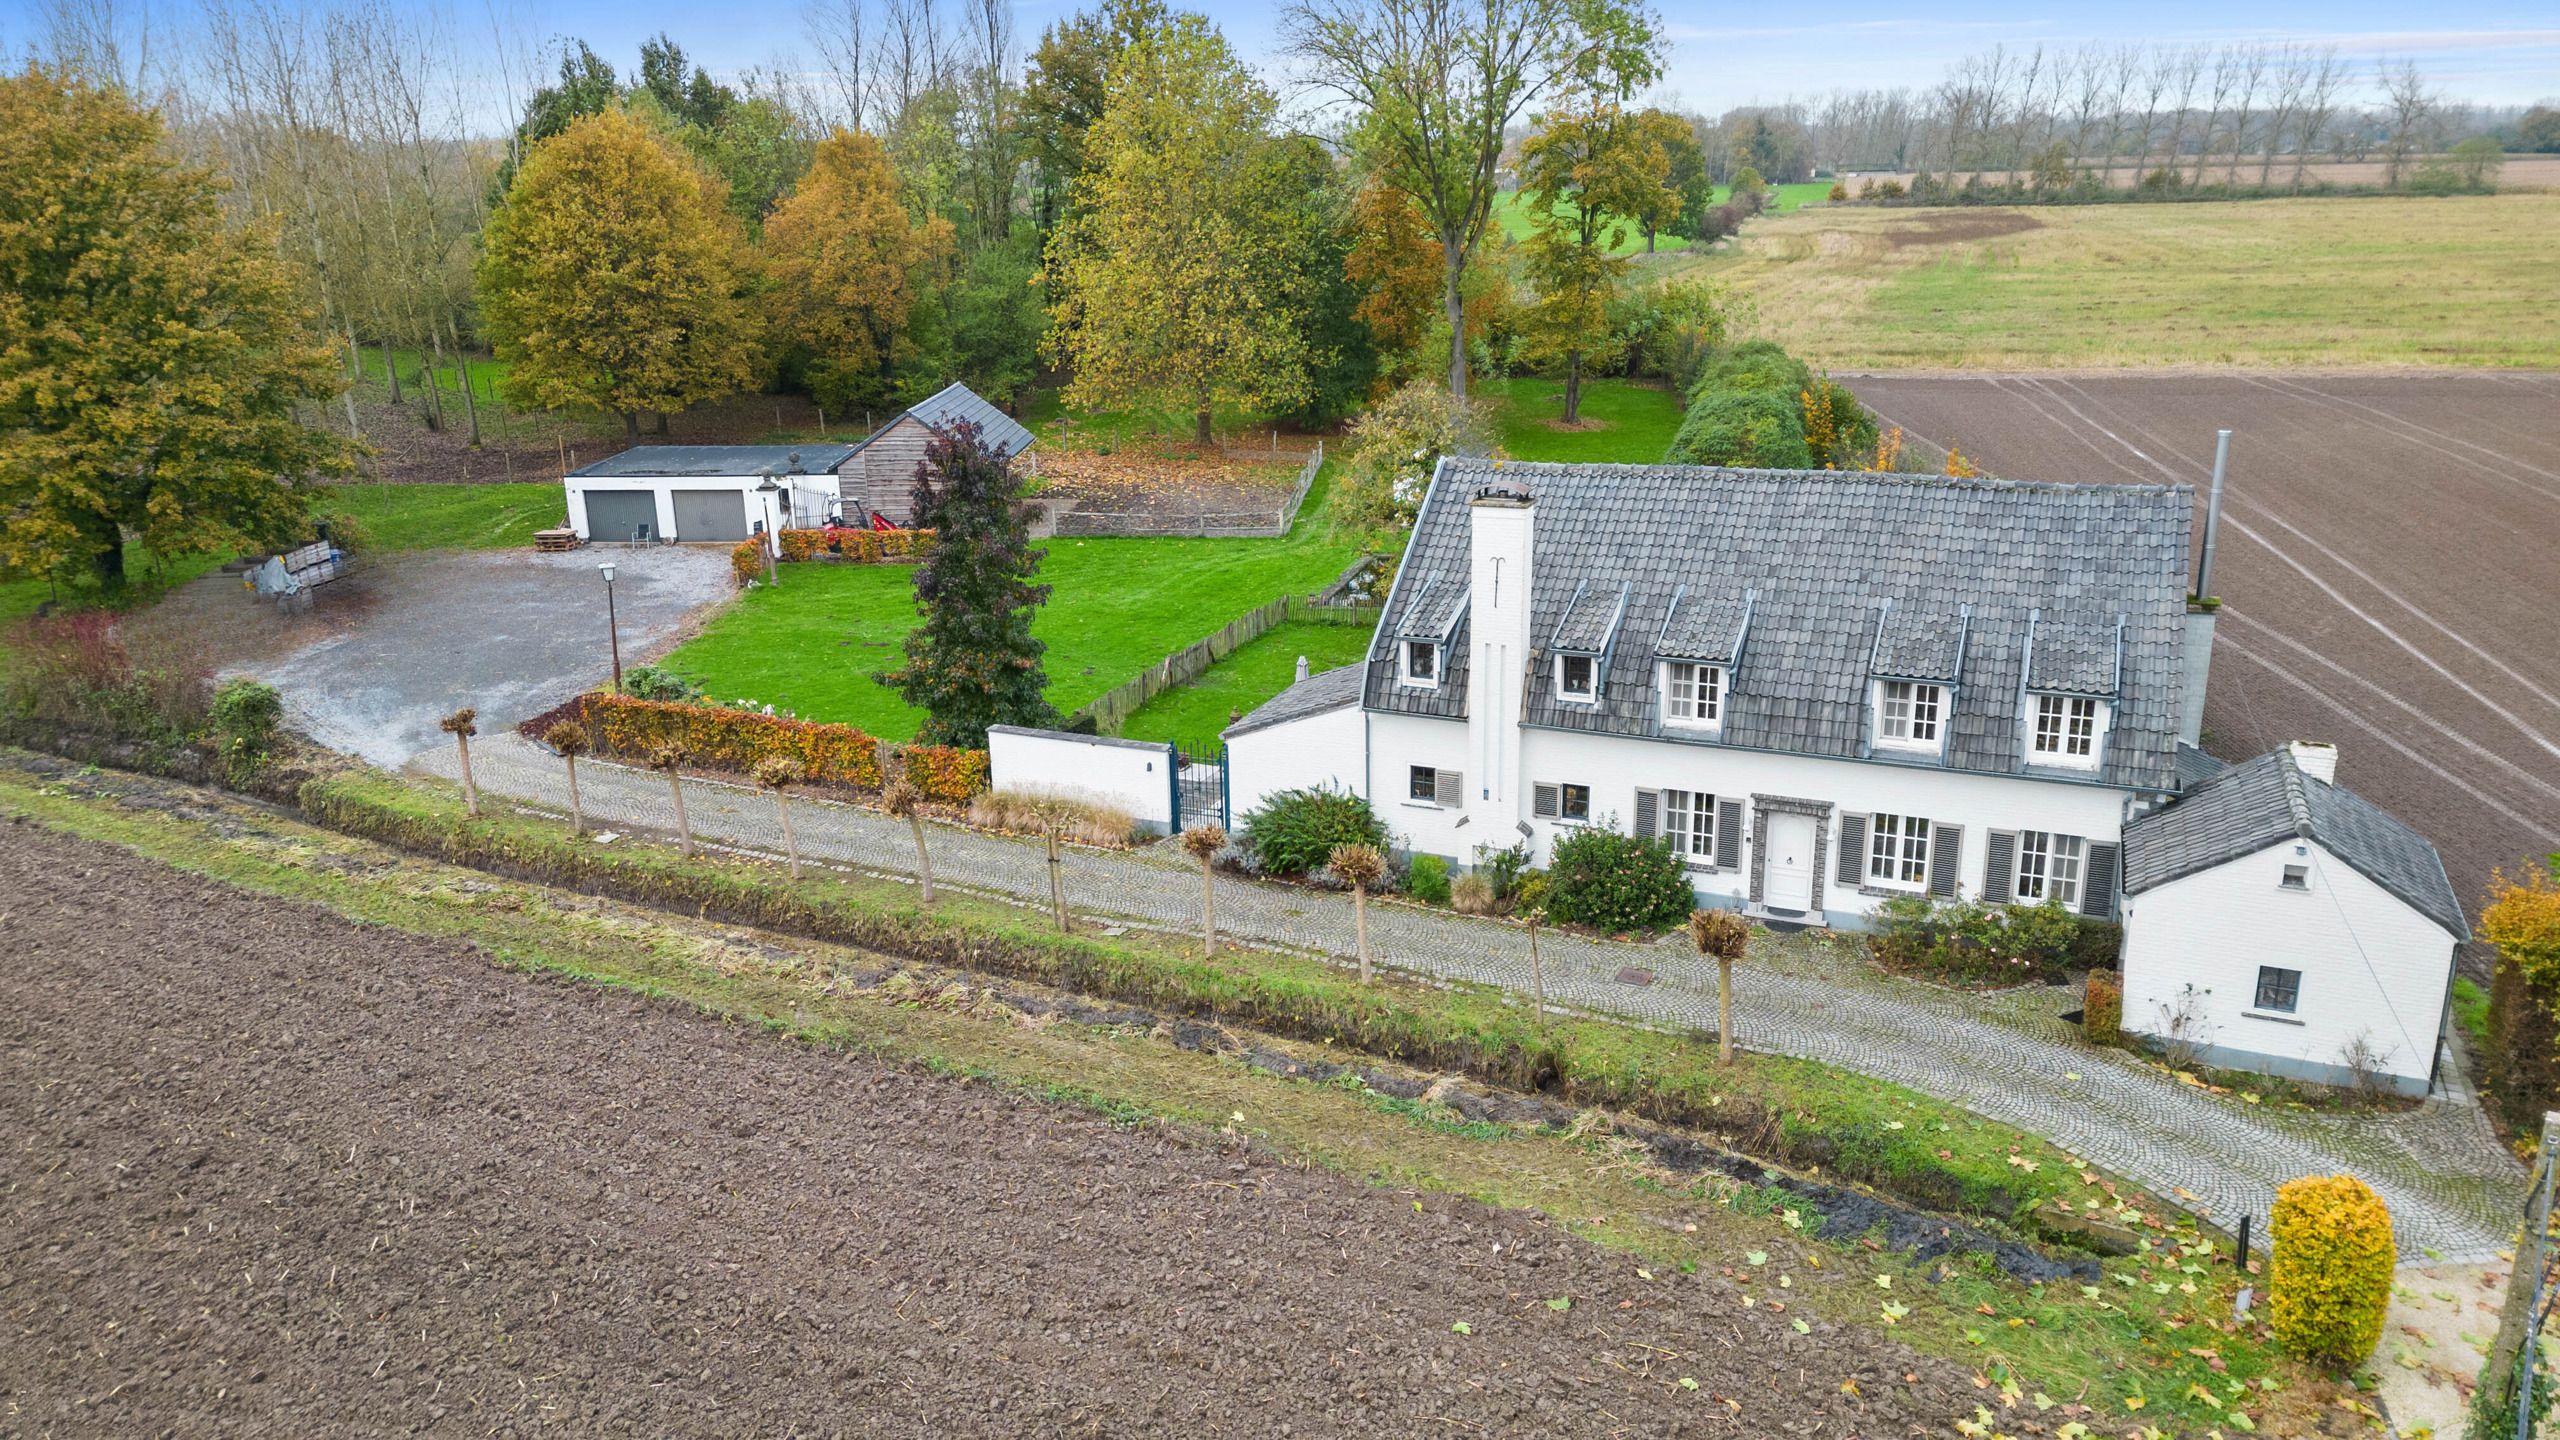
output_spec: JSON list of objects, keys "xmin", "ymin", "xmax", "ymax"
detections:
[
  {"xmin": 755, "ymin": 473, "xmax": 781, "ymax": 586},
  {"xmin": 598, "ymin": 559, "xmax": 623, "ymax": 692}
]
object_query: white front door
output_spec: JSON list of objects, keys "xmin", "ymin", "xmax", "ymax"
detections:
[{"xmin": 1762, "ymin": 812, "xmax": 1818, "ymax": 912}]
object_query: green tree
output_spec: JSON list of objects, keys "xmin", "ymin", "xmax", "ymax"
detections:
[
  {"xmin": 1517, "ymin": 9, "xmax": 1668, "ymax": 422},
  {"xmin": 1020, "ymin": 0, "xmax": 1170, "ymax": 233},
  {"xmin": 0, "ymin": 65, "xmax": 359, "ymax": 588},
  {"xmin": 1289, "ymin": 0, "xmax": 1650, "ymax": 399},
  {"xmin": 2520, "ymin": 106, "xmax": 2560, "ymax": 153},
  {"xmin": 1634, "ymin": 110, "xmax": 1706, "ymax": 247},
  {"xmin": 879, "ymin": 422, "xmax": 1058, "ymax": 748},
  {"xmin": 947, "ymin": 229, "xmax": 1049, "ymax": 411},
  {"xmin": 1041, "ymin": 15, "xmax": 1318, "ymax": 445},
  {"xmin": 477, "ymin": 107, "xmax": 764, "ymax": 438},
  {"xmin": 764, "ymin": 129, "xmax": 955, "ymax": 414},
  {"xmin": 491, "ymin": 41, "xmax": 621, "ymax": 204}
]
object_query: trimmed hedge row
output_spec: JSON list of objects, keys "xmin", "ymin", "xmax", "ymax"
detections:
[
  {"xmin": 290, "ymin": 769, "xmax": 2111, "ymax": 1232},
  {"xmin": 730, "ymin": 527, "xmax": 935, "ymax": 585},
  {"xmin": 590, "ymin": 693, "xmax": 886, "ymax": 789}
]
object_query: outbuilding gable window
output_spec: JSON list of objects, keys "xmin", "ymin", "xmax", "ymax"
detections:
[
  {"xmin": 2015, "ymin": 830, "xmax": 2085, "ymax": 907},
  {"xmin": 1867, "ymin": 812, "xmax": 1932, "ymax": 887},
  {"xmin": 1876, "ymin": 680, "xmax": 1944, "ymax": 751},
  {"xmin": 1662, "ymin": 662, "xmax": 1723, "ymax": 730},
  {"xmin": 2254, "ymin": 965, "xmax": 2302, "ymax": 1014},
  {"xmin": 1557, "ymin": 653, "xmax": 1598, "ymax": 703},
  {"xmin": 2030, "ymin": 694, "xmax": 2104, "ymax": 767},
  {"xmin": 1399, "ymin": 639, "xmax": 1440, "ymax": 688}
]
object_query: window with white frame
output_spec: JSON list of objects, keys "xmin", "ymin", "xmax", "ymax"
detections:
[
  {"xmin": 1557, "ymin": 653, "xmax": 1598, "ymax": 702},
  {"xmin": 2014, "ymin": 830, "xmax": 2085, "ymax": 907},
  {"xmin": 1662, "ymin": 662, "xmax": 1723, "ymax": 729},
  {"xmin": 2030, "ymin": 694, "xmax": 2103, "ymax": 765},
  {"xmin": 1399, "ymin": 639, "xmax": 1439, "ymax": 687},
  {"xmin": 1876, "ymin": 680, "xmax": 1944, "ymax": 749},
  {"xmin": 1867, "ymin": 812, "xmax": 1932, "ymax": 886},
  {"xmin": 1663, "ymin": 789, "xmax": 1716, "ymax": 862}
]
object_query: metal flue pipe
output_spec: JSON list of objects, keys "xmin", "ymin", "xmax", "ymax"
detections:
[{"xmin": 2196, "ymin": 428, "xmax": 2232, "ymax": 601}]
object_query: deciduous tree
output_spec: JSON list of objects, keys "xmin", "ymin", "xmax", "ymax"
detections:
[
  {"xmin": 1041, "ymin": 15, "xmax": 1318, "ymax": 445},
  {"xmin": 877, "ymin": 421, "xmax": 1059, "ymax": 748},
  {"xmin": 476, "ymin": 107, "xmax": 763, "ymax": 438},
  {"xmin": 765, "ymin": 129, "xmax": 955, "ymax": 413},
  {"xmin": 1343, "ymin": 180, "xmax": 1445, "ymax": 368},
  {"xmin": 0, "ymin": 65, "xmax": 359, "ymax": 588}
]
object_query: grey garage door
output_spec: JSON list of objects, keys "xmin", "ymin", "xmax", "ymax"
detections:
[
  {"xmin": 584, "ymin": 490, "xmax": 658, "ymax": 544},
  {"xmin": 670, "ymin": 489, "xmax": 750, "ymax": 543}
]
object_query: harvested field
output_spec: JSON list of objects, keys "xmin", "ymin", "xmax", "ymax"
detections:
[
  {"xmin": 1847, "ymin": 371, "xmax": 2560, "ymax": 902},
  {"xmin": 0, "ymin": 818, "xmax": 1985, "ymax": 1436}
]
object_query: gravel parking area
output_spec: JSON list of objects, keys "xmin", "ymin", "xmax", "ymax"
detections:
[
  {"xmin": 0, "ymin": 819, "xmax": 1984, "ymax": 1437},
  {"xmin": 1846, "ymin": 371, "xmax": 2560, "ymax": 898}
]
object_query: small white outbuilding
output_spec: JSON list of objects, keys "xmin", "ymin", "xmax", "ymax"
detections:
[
  {"xmin": 563, "ymin": 443, "xmax": 858, "ymax": 545},
  {"xmin": 2119, "ymin": 742, "xmax": 2466, "ymax": 1096}
]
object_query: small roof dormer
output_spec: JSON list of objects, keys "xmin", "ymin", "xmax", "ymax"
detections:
[{"xmin": 1654, "ymin": 587, "xmax": 1754, "ymax": 667}]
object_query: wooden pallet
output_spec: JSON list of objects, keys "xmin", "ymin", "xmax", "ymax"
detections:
[{"xmin": 533, "ymin": 528, "xmax": 583, "ymax": 553}]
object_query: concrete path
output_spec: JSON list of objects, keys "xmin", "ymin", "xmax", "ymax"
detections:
[{"xmin": 423, "ymin": 733, "xmax": 2527, "ymax": 1262}]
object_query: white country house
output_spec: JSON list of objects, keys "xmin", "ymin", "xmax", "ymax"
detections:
[{"xmin": 1222, "ymin": 457, "xmax": 2465, "ymax": 1093}]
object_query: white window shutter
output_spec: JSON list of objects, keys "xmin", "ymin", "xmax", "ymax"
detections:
[
  {"xmin": 1928, "ymin": 823, "xmax": 1963, "ymax": 899},
  {"xmin": 1836, "ymin": 814, "xmax": 1866, "ymax": 886},
  {"xmin": 1434, "ymin": 769, "xmax": 1462, "ymax": 807},
  {"xmin": 1715, "ymin": 799, "xmax": 1743, "ymax": 869},
  {"xmin": 1633, "ymin": 789, "xmax": 1658, "ymax": 839},
  {"xmin": 1533, "ymin": 783, "xmax": 1559, "ymax": 819},
  {"xmin": 1984, "ymin": 830, "xmax": 2018, "ymax": 905}
]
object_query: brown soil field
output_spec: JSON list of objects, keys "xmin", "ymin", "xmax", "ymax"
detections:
[
  {"xmin": 1847, "ymin": 371, "xmax": 2560, "ymax": 904},
  {"xmin": 1848, "ymin": 154, "xmax": 2560, "ymax": 192},
  {"xmin": 0, "ymin": 819, "xmax": 1982, "ymax": 1436}
]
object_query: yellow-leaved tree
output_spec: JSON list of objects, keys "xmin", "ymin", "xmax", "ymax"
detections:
[
  {"xmin": 1040, "ymin": 14, "xmax": 1318, "ymax": 447},
  {"xmin": 763, "ymin": 129, "xmax": 955, "ymax": 414},
  {"xmin": 0, "ymin": 65, "xmax": 359, "ymax": 589},
  {"xmin": 476, "ymin": 107, "xmax": 763, "ymax": 439}
]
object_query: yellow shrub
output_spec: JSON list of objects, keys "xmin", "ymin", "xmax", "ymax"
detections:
[{"xmin": 2268, "ymin": 1173, "xmax": 2395, "ymax": 1365}]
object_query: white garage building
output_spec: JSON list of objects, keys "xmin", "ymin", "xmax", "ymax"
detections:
[{"xmin": 563, "ymin": 443, "xmax": 860, "ymax": 545}]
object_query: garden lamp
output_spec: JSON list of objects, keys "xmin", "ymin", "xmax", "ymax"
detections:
[{"xmin": 598, "ymin": 559, "xmax": 622, "ymax": 692}]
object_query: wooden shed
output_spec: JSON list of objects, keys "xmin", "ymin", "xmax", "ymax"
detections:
[{"xmin": 844, "ymin": 382, "xmax": 1037, "ymax": 527}]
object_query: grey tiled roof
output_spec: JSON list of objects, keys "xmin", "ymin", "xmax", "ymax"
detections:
[
  {"xmin": 2175, "ymin": 743, "xmax": 2228, "ymax": 791},
  {"xmin": 1551, "ymin": 582, "xmax": 1628, "ymax": 653},
  {"xmin": 2123, "ymin": 748, "xmax": 2466, "ymax": 937},
  {"xmin": 1394, "ymin": 573, "xmax": 1470, "ymax": 642},
  {"xmin": 849, "ymin": 382, "xmax": 1036, "ymax": 460},
  {"xmin": 569, "ymin": 443, "xmax": 858, "ymax": 478},
  {"xmin": 1225, "ymin": 663, "xmax": 1363, "ymax": 738},
  {"xmin": 1655, "ymin": 591, "xmax": 1751, "ymax": 664},
  {"xmin": 1361, "ymin": 460, "xmax": 2193, "ymax": 791},
  {"xmin": 2028, "ymin": 618, "xmax": 2122, "ymax": 695},
  {"xmin": 1871, "ymin": 607, "xmax": 1968, "ymax": 682}
]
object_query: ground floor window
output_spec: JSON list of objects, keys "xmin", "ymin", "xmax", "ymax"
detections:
[
  {"xmin": 2015, "ymin": 830, "xmax": 2084, "ymax": 907},
  {"xmin": 1559, "ymin": 782, "xmax": 1591, "ymax": 822},
  {"xmin": 2255, "ymin": 965, "xmax": 2302, "ymax": 1014},
  {"xmin": 1868, "ymin": 812, "xmax": 1931, "ymax": 886},
  {"xmin": 1663, "ymin": 789, "xmax": 1715, "ymax": 862},
  {"xmin": 1408, "ymin": 765, "xmax": 1436, "ymax": 802}
]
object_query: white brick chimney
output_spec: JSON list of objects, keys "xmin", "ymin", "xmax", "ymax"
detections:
[
  {"xmin": 1466, "ymin": 481, "xmax": 1535, "ymax": 838},
  {"xmin": 2288, "ymin": 740, "xmax": 2338, "ymax": 784}
]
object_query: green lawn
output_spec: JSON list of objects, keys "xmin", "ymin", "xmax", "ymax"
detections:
[
  {"xmin": 0, "ymin": 551, "xmax": 228, "ymax": 634},
  {"xmin": 1117, "ymin": 617, "xmax": 1377, "ymax": 750},
  {"xmin": 663, "ymin": 470, "xmax": 1362, "ymax": 739},
  {"xmin": 1475, "ymin": 376, "xmax": 1684, "ymax": 464},
  {"xmin": 320, "ymin": 482, "xmax": 567, "ymax": 551}
]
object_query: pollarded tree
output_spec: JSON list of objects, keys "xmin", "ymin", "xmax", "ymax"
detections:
[
  {"xmin": 876, "ymin": 421, "xmax": 1059, "ymax": 748},
  {"xmin": 476, "ymin": 107, "xmax": 763, "ymax": 439},
  {"xmin": 1041, "ymin": 14, "xmax": 1319, "ymax": 447},
  {"xmin": 764, "ymin": 129, "xmax": 956, "ymax": 413},
  {"xmin": 0, "ymin": 65, "xmax": 360, "ymax": 589}
]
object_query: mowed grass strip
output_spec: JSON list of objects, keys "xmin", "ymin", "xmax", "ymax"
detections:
[
  {"xmin": 0, "ymin": 757, "xmax": 2329, "ymax": 1434},
  {"xmin": 1475, "ymin": 376, "xmax": 1686, "ymax": 464},
  {"xmin": 1117, "ymin": 616, "xmax": 1377, "ymax": 748},
  {"xmin": 1668, "ymin": 191, "xmax": 2560, "ymax": 369},
  {"xmin": 663, "ymin": 469, "xmax": 1361, "ymax": 738},
  {"xmin": 320, "ymin": 481, "xmax": 569, "ymax": 551}
]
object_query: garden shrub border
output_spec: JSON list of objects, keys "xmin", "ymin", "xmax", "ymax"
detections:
[
  {"xmin": 518, "ymin": 693, "xmax": 987, "ymax": 805},
  {"xmin": 729, "ymin": 526, "xmax": 935, "ymax": 586},
  {"xmin": 283, "ymin": 764, "xmax": 2176, "ymax": 1239}
]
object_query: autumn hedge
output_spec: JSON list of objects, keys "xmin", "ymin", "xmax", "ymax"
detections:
[
  {"xmin": 547, "ymin": 693, "xmax": 986, "ymax": 804},
  {"xmin": 2268, "ymin": 1173, "xmax": 2394, "ymax": 1366},
  {"xmin": 730, "ymin": 526, "xmax": 935, "ymax": 585}
]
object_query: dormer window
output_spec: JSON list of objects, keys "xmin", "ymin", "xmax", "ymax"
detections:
[
  {"xmin": 1399, "ymin": 639, "xmax": 1440, "ymax": 688},
  {"xmin": 2029, "ymin": 693, "xmax": 2106, "ymax": 768},
  {"xmin": 1875, "ymin": 680, "xmax": 1944, "ymax": 751},
  {"xmin": 1661, "ymin": 661, "xmax": 1723, "ymax": 731},
  {"xmin": 1556, "ymin": 653, "xmax": 1598, "ymax": 703}
]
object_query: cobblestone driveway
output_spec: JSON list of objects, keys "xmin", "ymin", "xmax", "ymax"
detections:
[{"xmin": 422, "ymin": 734, "xmax": 2526, "ymax": 1262}]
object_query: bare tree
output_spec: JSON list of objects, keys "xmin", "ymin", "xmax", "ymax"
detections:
[
  {"xmin": 2188, "ymin": 45, "xmax": 2238, "ymax": 187},
  {"xmin": 805, "ymin": 0, "xmax": 872, "ymax": 132},
  {"xmin": 1180, "ymin": 824, "xmax": 1226, "ymax": 954},
  {"xmin": 2378, "ymin": 57, "xmax": 2438, "ymax": 189},
  {"xmin": 545, "ymin": 721, "xmax": 592, "ymax": 833},
  {"xmin": 1327, "ymin": 842, "xmax": 1388, "ymax": 984},
  {"xmin": 2159, "ymin": 45, "xmax": 2205, "ymax": 185},
  {"xmin": 2222, "ymin": 43, "xmax": 2268, "ymax": 185},
  {"xmin": 753, "ymin": 756, "xmax": 806, "ymax": 880},
  {"xmin": 648, "ymin": 745, "xmax": 695, "ymax": 857},
  {"xmin": 2289, "ymin": 49, "xmax": 2348, "ymax": 189},
  {"xmin": 883, "ymin": 778, "xmax": 935, "ymax": 905}
]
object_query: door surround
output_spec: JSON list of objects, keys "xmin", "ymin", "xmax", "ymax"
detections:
[{"xmin": 1748, "ymin": 794, "xmax": 1833, "ymax": 918}]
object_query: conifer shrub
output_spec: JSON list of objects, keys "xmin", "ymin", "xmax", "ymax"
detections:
[{"xmin": 2083, "ymin": 971, "xmax": 2123, "ymax": 1046}]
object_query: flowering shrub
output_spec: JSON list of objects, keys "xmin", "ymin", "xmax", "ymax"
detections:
[
  {"xmin": 2269, "ymin": 1174, "xmax": 2394, "ymax": 1365},
  {"xmin": 1544, "ymin": 826, "xmax": 1693, "ymax": 935},
  {"xmin": 731, "ymin": 527, "xmax": 937, "ymax": 586}
]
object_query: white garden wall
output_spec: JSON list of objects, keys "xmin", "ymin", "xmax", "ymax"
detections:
[
  {"xmin": 986, "ymin": 726, "xmax": 1178, "ymax": 833},
  {"xmin": 2121, "ymin": 839, "xmax": 2455, "ymax": 1094}
]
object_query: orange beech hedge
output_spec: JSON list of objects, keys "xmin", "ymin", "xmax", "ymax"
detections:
[
  {"xmin": 577, "ymin": 693, "xmax": 985, "ymax": 803},
  {"xmin": 730, "ymin": 527, "xmax": 936, "ymax": 585}
]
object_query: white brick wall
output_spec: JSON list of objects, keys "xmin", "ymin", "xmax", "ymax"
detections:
[
  {"xmin": 2122, "ymin": 839, "xmax": 2455, "ymax": 1089},
  {"xmin": 986, "ymin": 727, "xmax": 1178, "ymax": 832},
  {"xmin": 1226, "ymin": 704, "xmax": 1364, "ymax": 820}
]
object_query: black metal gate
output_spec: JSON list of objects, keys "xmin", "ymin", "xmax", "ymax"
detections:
[{"xmin": 1172, "ymin": 741, "xmax": 1227, "ymax": 831}]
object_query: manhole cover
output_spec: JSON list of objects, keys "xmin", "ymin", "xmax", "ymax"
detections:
[{"xmin": 1614, "ymin": 966, "xmax": 1655, "ymax": 987}]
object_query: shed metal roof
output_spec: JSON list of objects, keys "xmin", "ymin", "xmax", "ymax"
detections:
[
  {"xmin": 1361, "ymin": 459, "xmax": 2194, "ymax": 791},
  {"xmin": 567, "ymin": 443, "xmax": 859, "ymax": 479}
]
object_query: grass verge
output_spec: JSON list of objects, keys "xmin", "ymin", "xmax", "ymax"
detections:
[
  {"xmin": 1476, "ymin": 376, "xmax": 1686, "ymax": 464},
  {"xmin": 0, "ymin": 754, "xmax": 2331, "ymax": 1435}
]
